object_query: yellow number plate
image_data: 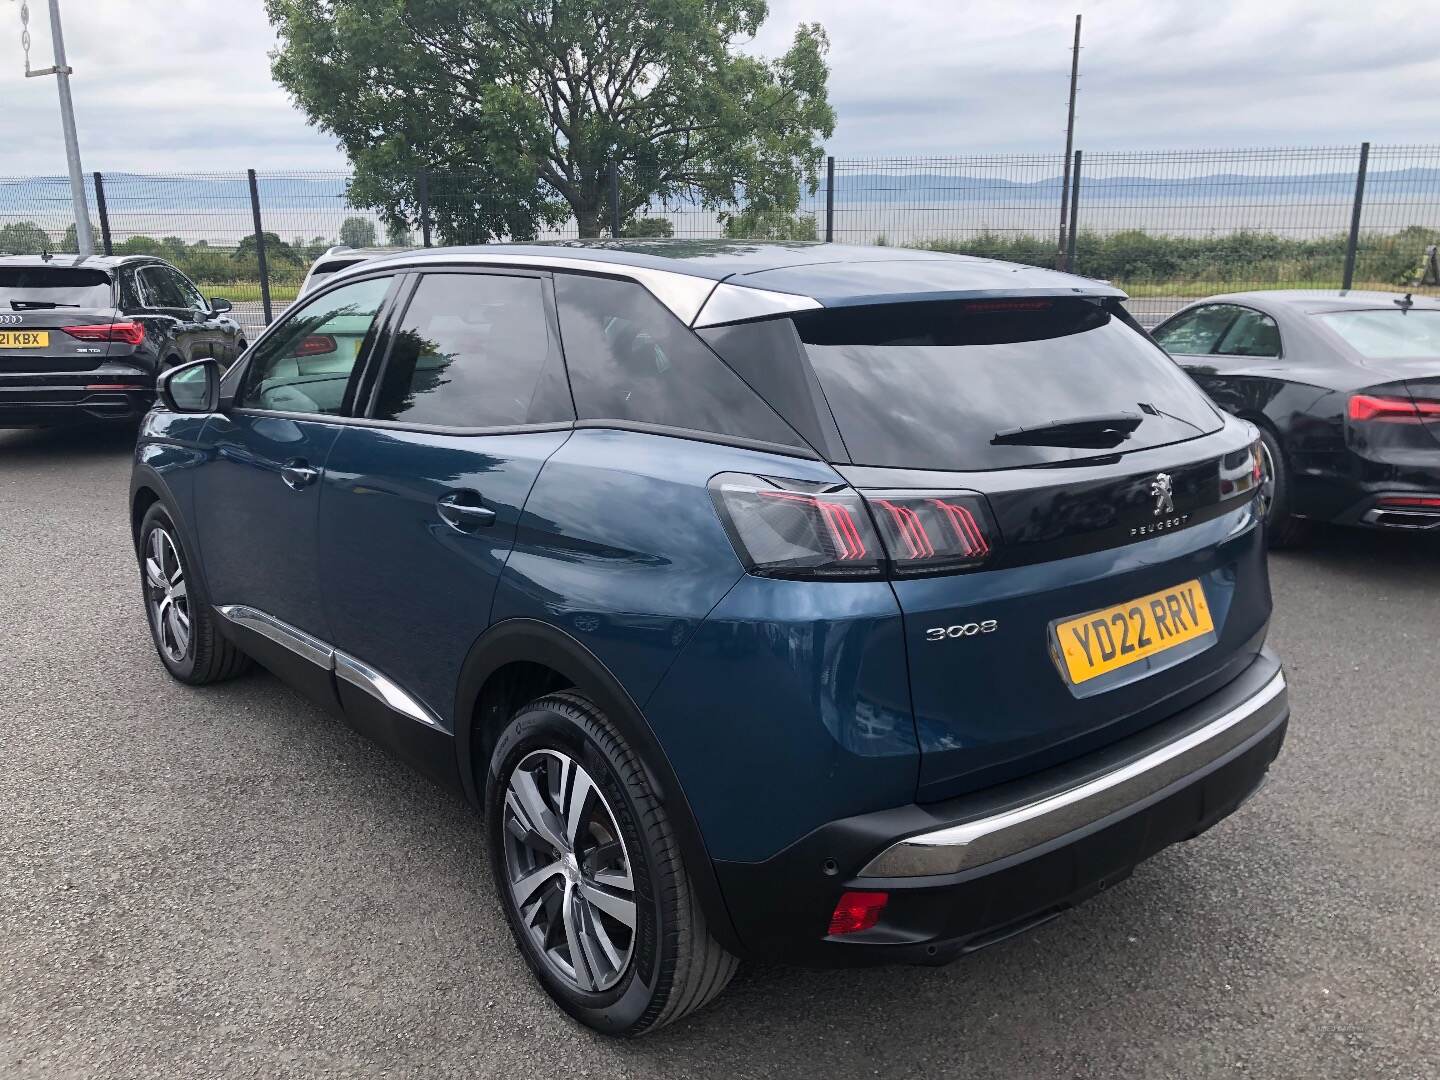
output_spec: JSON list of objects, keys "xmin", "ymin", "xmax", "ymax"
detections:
[
  {"xmin": 0, "ymin": 330, "xmax": 49, "ymax": 348},
  {"xmin": 1053, "ymin": 579, "xmax": 1214, "ymax": 685}
]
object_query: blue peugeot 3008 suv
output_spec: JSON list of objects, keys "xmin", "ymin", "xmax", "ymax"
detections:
[{"xmin": 130, "ymin": 242, "xmax": 1288, "ymax": 1035}]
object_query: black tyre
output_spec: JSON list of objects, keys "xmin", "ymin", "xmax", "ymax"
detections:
[
  {"xmin": 487, "ymin": 692, "xmax": 737, "ymax": 1036},
  {"xmin": 138, "ymin": 503, "xmax": 252, "ymax": 685},
  {"xmin": 1256, "ymin": 426, "xmax": 1309, "ymax": 548}
]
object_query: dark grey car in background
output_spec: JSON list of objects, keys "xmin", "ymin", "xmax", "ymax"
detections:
[{"xmin": 0, "ymin": 254, "xmax": 244, "ymax": 428}]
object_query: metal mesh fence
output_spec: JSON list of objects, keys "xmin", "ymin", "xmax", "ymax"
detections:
[{"xmin": 3, "ymin": 143, "xmax": 1438, "ymax": 332}]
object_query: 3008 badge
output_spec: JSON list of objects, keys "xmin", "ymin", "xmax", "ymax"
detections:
[{"xmin": 925, "ymin": 620, "xmax": 998, "ymax": 642}]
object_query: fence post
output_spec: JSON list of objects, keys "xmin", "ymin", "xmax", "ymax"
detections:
[
  {"xmin": 246, "ymin": 169, "xmax": 272, "ymax": 325},
  {"xmin": 608, "ymin": 161, "xmax": 622, "ymax": 237},
  {"xmin": 1065, "ymin": 151, "xmax": 1082, "ymax": 273},
  {"xmin": 417, "ymin": 170, "xmax": 433, "ymax": 247},
  {"xmin": 825, "ymin": 156, "xmax": 835, "ymax": 243},
  {"xmin": 92, "ymin": 171, "xmax": 113, "ymax": 256},
  {"xmin": 1342, "ymin": 142, "xmax": 1370, "ymax": 292}
]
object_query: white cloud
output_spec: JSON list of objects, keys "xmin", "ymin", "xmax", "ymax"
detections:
[{"xmin": 2, "ymin": 0, "xmax": 1437, "ymax": 176}]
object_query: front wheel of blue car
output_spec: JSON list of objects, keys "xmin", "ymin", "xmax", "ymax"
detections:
[{"xmin": 487, "ymin": 692, "xmax": 737, "ymax": 1036}]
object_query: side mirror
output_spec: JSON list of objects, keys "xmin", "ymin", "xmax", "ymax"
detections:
[
  {"xmin": 158, "ymin": 358, "xmax": 221, "ymax": 413},
  {"xmin": 209, "ymin": 297, "xmax": 233, "ymax": 314}
]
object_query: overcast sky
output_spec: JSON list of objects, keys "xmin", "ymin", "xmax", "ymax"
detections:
[{"xmin": 3, "ymin": 0, "xmax": 1438, "ymax": 175}]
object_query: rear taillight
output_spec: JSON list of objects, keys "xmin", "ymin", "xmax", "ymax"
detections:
[
  {"xmin": 1348, "ymin": 394, "xmax": 1440, "ymax": 423},
  {"xmin": 295, "ymin": 334, "xmax": 337, "ymax": 356},
  {"xmin": 709, "ymin": 474, "xmax": 995, "ymax": 580},
  {"xmin": 828, "ymin": 890, "xmax": 888, "ymax": 936},
  {"xmin": 709, "ymin": 474, "xmax": 883, "ymax": 579},
  {"xmin": 61, "ymin": 322, "xmax": 145, "ymax": 346},
  {"xmin": 866, "ymin": 490, "xmax": 992, "ymax": 575},
  {"xmin": 1220, "ymin": 439, "xmax": 1265, "ymax": 499}
]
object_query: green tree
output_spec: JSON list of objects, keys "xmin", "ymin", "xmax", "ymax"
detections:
[
  {"xmin": 0, "ymin": 221, "xmax": 53, "ymax": 254},
  {"xmin": 384, "ymin": 218, "xmax": 412, "ymax": 247},
  {"xmin": 266, "ymin": 0, "xmax": 834, "ymax": 240},
  {"xmin": 721, "ymin": 207, "xmax": 817, "ymax": 241},
  {"xmin": 621, "ymin": 216, "xmax": 675, "ymax": 238},
  {"xmin": 233, "ymin": 232, "xmax": 300, "ymax": 265},
  {"xmin": 339, "ymin": 215, "xmax": 378, "ymax": 248}
]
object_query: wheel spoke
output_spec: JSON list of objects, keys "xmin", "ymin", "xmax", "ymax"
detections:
[
  {"xmin": 508, "ymin": 767, "xmax": 566, "ymax": 852},
  {"xmin": 573, "ymin": 897, "xmax": 611, "ymax": 986},
  {"xmin": 144, "ymin": 556, "xmax": 166, "ymax": 590},
  {"xmin": 564, "ymin": 768, "xmax": 593, "ymax": 847},
  {"xmin": 510, "ymin": 859, "xmax": 563, "ymax": 908},
  {"xmin": 580, "ymin": 881, "xmax": 636, "ymax": 930},
  {"xmin": 561, "ymin": 887, "xmax": 595, "ymax": 991}
]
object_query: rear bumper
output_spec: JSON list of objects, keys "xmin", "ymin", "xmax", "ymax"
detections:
[
  {"xmin": 0, "ymin": 381, "xmax": 153, "ymax": 425},
  {"xmin": 713, "ymin": 648, "xmax": 1287, "ymax": 965}
]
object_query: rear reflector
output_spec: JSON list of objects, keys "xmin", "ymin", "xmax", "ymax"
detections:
[
  {"xmin": 828, "ymin": 890, "xmax": 889, "ymax": 936},
  {"xmin": 84, "ymin": 384, "xmax": 138, "ymax": 390},
  {"xmin": 62, "ymin": 322, "xmax": 145, "ymax": 346},
  {"xmin": 295, "ymin": 334, "xmax": 338, "ymax": 356},
  {"xmin": 1378, "ymin": 495, "xmax": 1440, "ymax": 508},
  {"xmin": 1349, "ymin": 394, "xmax": 1440, "ymax": 422}
]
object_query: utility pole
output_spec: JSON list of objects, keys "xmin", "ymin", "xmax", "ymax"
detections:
[
  {"xmin": 1055, "ymin": 13, "xmax": 1081, "ymax": 270},
  {"xmin": 18, "ymin": 0, "xmax": 94, "ymax": 255}
]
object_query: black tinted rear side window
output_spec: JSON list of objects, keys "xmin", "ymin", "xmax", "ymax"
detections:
[
  {"xmin": 796, "ymin": 298, "xmax": 1221, "ymax": 470},
  {"xmin": 371, "ymin": 273, "xmax": 572, "ymax": 428},
  {"xmin": 554, "ymin": 273, "xmax": 804, "ymax": 449}
]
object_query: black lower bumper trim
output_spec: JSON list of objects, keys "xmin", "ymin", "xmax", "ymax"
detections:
[{"xmin": 713, "ymin": 649, "xmax": 1287, "ymax": 966}]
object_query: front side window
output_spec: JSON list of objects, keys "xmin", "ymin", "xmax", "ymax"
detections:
[
  {"xmin": 1214, "ymin": 309, "xmax": 1281, "ymax": 357},
  {"xmin": 235, "ymin": 276, "xmax": 392, "ymax": 415},
  {"xmin": 554, "ymin": 273, "xmax": 802, "ymax": 447},
  {"xmin": 167, "ymin": 267, "xmax": 208, "ymax": 312},
  {"xmin": 1153, "ymin": 304, "xmax": 1240, "ymax": 355},
  {"xmin": 370, "ymin": 272, "xmax": 571, "ymax": 428}
]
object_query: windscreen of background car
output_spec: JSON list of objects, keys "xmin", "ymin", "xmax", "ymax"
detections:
[
  {"xmin": 1320, "ymin": 310, "xmax": 1440, "ymax": 359},
  {"xmin": 794, "ymin": 298, "xmax": 1222, "ymax": 470},
  {"xmin": 0, "ymin": 267, "xmax": 112, "ymax": 310}
]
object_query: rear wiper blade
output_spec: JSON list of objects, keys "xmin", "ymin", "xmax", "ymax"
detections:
[
  {"xmin": 991, "ymin": 412, "xmax": 1143, "ymax": 447},
  {"xmin": 9, "ymin": 300, "xmax": 79, "ymax": 310}
]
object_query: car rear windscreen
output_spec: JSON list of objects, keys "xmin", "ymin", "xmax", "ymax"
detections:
[
  {"xmin": 1319, "ymin": 309, "xmax": 1440, "ymax": 359},
  {"xmin": 793, "ymin": 298, "xmax": 1222, "ymax": 470},
  {"xmin": 0, "ymin": 267, "xmax": 113, "ymax": 310}
]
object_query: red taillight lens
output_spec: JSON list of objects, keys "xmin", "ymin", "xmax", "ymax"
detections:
[
  {"xmin": 709, "ymin": 474, "xmax": 883, "ymax": 579},
  {"xmin": 828, "ymin": 890, "xmax": 889, "ymax": 936},
  {"xmin": 864, "ymin": 490, "xmax": 993, "ymax": 575},
  {"xmin": 1379, "ymin": 495, "xmax": 1440, "ymax": 508},
  {"xmin": 1220, "ymin": 440, "xmax": 1266, "ymax": 499},
  {"xmin": 62, "ymin": 321, "xmax": 145, "ymax": 346},
  {"xmin": 1349, "ymin": 394, "xmax": 1440, "ymax": 423},
  {"xmin": 294, "ymin": 334, "xmax": 338, "ymax": 356}
]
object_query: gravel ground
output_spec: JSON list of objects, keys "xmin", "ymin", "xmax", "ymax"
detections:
[{"xmin": 1, "ymin": 424, "xmax": 1436, "ymax": 1079}]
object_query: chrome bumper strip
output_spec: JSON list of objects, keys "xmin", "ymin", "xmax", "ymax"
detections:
[
  {"xmin": 860, "ymin": 669, "xmax": 1287, "ymax": 878},
  {"xmin": 214, "ymin": 604, "xmax": 441, "ymax": 730}
]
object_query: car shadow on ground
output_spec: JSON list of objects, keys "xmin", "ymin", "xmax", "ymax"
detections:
[
  {"xmin": 0, "ymin": 422, "xmax": 139, "ymax": 462},
  {"xmin": 1271, "ymin": 521, "xmax": 1440, "ymax": 584}
]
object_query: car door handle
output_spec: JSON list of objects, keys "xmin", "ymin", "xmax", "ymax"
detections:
[
  {"xmin": 279, "ymin": 459, "xmax": 321, "ymax": 491},
  {"xmin": 437, "ymin": 490, "xmax": 496, "ymax": 532}
]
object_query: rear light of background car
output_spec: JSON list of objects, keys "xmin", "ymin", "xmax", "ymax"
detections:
[
  {"xmin": 709, "ymin": 474, "xmax": 995, "ymax": 580},
  {"xmin": 709, "ymin": 474, "xmax": 883, "ymax": 579},
  {"xmin": 62, "ymin": 322, "xmax": 145, "ymax": 346},
  {"xmin": 1348, "ymin": 394, "xmax": 1440, "ymax": 423},
  {"xmin": 294, "ymin": 334, "xmax": 338, "ymax": 356},
  {"xmin": 865, "ymin": 489, "xmax": 993, "ymax": 575},
  {"xmin": 1378, "ymin": 495, "xmax": 1440, "ymax": 508},
  {"xmin": 828, "ymin": 890, "xmax": 888, "ymax": 936}
]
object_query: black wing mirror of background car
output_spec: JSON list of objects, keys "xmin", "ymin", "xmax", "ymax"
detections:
[
  {"xmin": 158, "ymin": 358, "xmax": 221, "ymax": 413},
  {"xmin": 209, "ymin": 297, "xmax": 233, "ymax": 314}
]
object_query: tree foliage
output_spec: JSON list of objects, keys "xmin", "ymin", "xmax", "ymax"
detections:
[
  {"xmin": 266, "ymin": 0, "xmax": 835, "ymax": 240},
  {"xmin": 721, "ymin": 207, "xmax": 817, "ymax": 240},
  {"xmin": 339, "ymin": 215, "xmax": 378, "ymax": 247}
]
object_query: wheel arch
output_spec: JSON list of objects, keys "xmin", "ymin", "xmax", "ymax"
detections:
[{"xmin": 455, "ymin": 618, "xmax": 744, "ymax": 954}]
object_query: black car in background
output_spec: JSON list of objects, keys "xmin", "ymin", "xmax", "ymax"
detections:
[
  {"xmin": 1153, "ymin": 290, "xmax": 1440, "ymax": 544},
  {"xmin": 0, "ymin": 254, "xmax": 245, "ymax": 428}
]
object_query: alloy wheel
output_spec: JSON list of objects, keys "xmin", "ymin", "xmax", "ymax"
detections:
[
  {"xmin": 144, "ymin": 527, "xmax": 191, "ymax": 663},
  {"xmin": 501, "ymin": 748, "xmax": 637, "ymax": 993},
  {"xmin": 1257, "ymin": 439, "xmax": 1278, "ymax": 522}
]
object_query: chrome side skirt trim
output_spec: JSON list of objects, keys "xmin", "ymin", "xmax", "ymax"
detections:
[
  {"xmin": 860, "ymin": 669, "xmax": 1288, "ymax": 878},
  {"xmin": 214, "ymin": 604, "xmax": 443, "ymax": 731},
  {"xmin": 216, "ymin": 605, "xmax": 333, "ymax": 668},
  {"xmin": 334, "ymin": 652, "xmax": 444, "ymax": 730}
]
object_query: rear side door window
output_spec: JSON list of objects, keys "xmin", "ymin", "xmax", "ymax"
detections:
[
  {"xmin": 1153, "ymin": 304, "xmax": 1241, "ymax": 356},
  {"xmin": 1214, "ymin": 308, "xmax": 1281, "ymax": 357},
  {"xmin": 234, "ymin": 275, "xmax": 393, "ymax": 416},
  {"xmin": 553, "ymin": 273, "xmax": 804, "ymax": 449},
  {"xmin": 368, "ymin": 272, "xmax": 572, "ymax": 428}
]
